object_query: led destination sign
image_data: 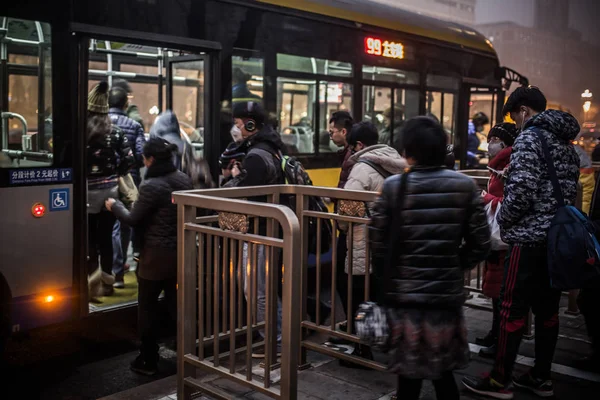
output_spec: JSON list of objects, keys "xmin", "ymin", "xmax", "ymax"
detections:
[{"xmin": 365, "ymin": 37, "xmax": 404, "ymax": 60}]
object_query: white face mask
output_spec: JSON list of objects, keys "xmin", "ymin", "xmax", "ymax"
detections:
[
  {"xmin": 230, "ymin": 125, "xmax": 242, "ymax": 142},
  {"xmin": 488, "ymin": 141, "xmax": 506, "ymax": 158}
]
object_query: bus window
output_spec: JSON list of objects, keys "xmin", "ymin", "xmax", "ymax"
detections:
[
  {"xmin": 277, "ymin": 54, "xmax": 352, "ymax": 78},
  {"xmin": 443, "ymin": 93, "xmax": 457, "ymax": 144},
  {"xmin": 363, "ymin": 86, "xmax": 391, "ymax": 143},
  {"xmin": 232, "ymin": 55, "xmax": 263, "ymax": 104},
  {"xmin": 319, "ymin": 81, "xmax": 352, "ymax": 153},
  {"xmin": 277, "ymin": 78, "xmax": 316, "ymax": 154},
  {"xmin": 427, "ymin": 91, "xmax": 443, "ymax": 121},
  {"xmin": 392, "ymin": 88, "xmax": 419, "ymax": 146},
  {"xmin": 362, "ymin": 65, "xmax": 419, "ymax": 85},
  {"xmin": 1, "ymin": 17, "xmax": 53, "ymax": 167},
  {"xmin": 426, "ymin": 74, "xmax": 460, "ymax": 91}
]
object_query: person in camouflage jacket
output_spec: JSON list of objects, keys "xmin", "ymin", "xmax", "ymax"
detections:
[
  {"xmin": 464, "ymin": 86, "xmax": 581, "ymax": 399},
  {"xmin": 497, "ymin": 109, "xmax": 580, "ymax": 244}
]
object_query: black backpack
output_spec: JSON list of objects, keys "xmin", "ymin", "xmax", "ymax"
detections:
[
  {"xmin": 271, "ymin": 150, "xmax": 333, "ymax": 258},
  {"xmin": 535, "ymin": 129, "xmax": 600, "ymax": 290}
]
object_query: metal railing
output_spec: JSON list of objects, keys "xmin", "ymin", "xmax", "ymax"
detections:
[
  {"xmin": 174, "ymin": 189, "xmax": 301, "ymax": 400},
  {"xmin": 174, "ymin": 170, "xmax": 583, "ymax": 396}
]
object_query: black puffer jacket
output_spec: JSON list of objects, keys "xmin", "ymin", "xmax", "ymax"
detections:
[
  {"xmin": 112, "ymin": 160, "xmax": 193, "ymax": 280},
  {"xmin": 369, "ymin": 167, "xmax": 490, "ymax": 308},
  {"xmin": 109, "ymin": 108, "xmax": 146, "ymax": 183}
]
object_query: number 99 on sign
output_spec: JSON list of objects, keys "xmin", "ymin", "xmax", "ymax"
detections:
[{"xmin": 365, "ymin": 37, "xmax": 404, "ymax": 60}]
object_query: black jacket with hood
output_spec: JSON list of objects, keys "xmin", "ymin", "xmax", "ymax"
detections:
[
  {"xmin": 231, "ymin": 124, "xmax": 286, "ymax": 188},
  {"xmin": 498, "ymin": 110, "xmax": 580, "ymax": 244},
  {"xmin": 112, "ymin": 159, "xmax": 193, "ymax": 280}
]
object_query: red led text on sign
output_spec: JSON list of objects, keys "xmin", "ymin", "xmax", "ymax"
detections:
[{"xmin": 365, "ymin": 37, "xmax": 404, "ymax": 60}]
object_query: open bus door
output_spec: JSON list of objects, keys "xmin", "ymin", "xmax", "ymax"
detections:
[{"xmin": 72, "ymin": 24, "xmax": 220, "ymax": 318}]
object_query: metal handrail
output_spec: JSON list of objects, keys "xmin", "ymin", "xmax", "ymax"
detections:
[{"xmin": 173, "ymin": 191, "xmax": 300, "ymax": 400}]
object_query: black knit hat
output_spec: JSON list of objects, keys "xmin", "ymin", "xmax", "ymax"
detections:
[
  {"xmin": 219, "ymin": 141, "xmax": 246, "ymax": 169},
  {"xmin": 488, "ymin": 122, "xmax": 518, "ymax": 147}
]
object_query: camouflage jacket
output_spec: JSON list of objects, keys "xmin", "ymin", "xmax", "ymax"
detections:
[{"xmin": 498, "ymin": 110, "xmax": 580, "ymax": 245}]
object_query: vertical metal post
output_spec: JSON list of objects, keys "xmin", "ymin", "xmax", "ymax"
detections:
[
  {"xmin": 280, "ymin": 208, "xmax": 300, "ymax": 400},
  {"xmin": 177, "ymin": 205, "xmax": 198, "ymax": 400}
]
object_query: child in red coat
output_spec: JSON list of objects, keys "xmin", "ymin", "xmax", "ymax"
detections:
[{"xmin": 476, "ymin": 123, "xmax": 518, "ymax": 358}]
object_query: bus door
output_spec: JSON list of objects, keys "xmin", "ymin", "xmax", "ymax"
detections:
[
  {"xmin": 457, "ymin": 84, "xmax": 504, "ymax": 169},
  {"xmin": 74, "ymin": 26, "xmax": 220, "ymax": 316},
  {"xmin": 165, "ymin": 54, "xmax": 209, "ymax": 159}
]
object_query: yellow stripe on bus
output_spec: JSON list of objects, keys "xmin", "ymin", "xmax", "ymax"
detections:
[{"xmin": 256, "ymin": 0, "xmax": 494, "ymax": 53}]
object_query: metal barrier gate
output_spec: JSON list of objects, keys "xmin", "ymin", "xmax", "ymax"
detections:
[
  {"xmin": 174, "ymin": 189, "xmax": 301, "ymax": 400},
  {"xmin": 174, "ymin": 171, "xmax": 583, "ymax": 397}
]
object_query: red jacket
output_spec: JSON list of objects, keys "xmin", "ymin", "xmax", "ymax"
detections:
[
  {"xmin": 483, "ymin": 146, "xmax": 512, "ymax": 210},
  {"xmin": 482, "ymin": 146, "xmax": 511, "ymax": 299}
]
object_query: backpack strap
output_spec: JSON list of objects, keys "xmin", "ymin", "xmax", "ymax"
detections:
[
  {"xmin": 358, "ymin": 159, "xmax": 392, "ymax": 179},
  {"xmin": 533, "ymin": 128, "xmax": 565, "ymax": 207}
]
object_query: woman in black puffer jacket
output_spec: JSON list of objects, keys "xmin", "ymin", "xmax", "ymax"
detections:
[
  {"xmin": 369, "ymin": 117, "xmax": 490, "ymax": 400},
  {"xmin": 105, "ymin": 137, "xmax": 193, "ymax": 376}
]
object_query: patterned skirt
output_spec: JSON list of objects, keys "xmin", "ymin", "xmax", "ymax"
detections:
[{"xmin": 386, "ymin": 307, "xmax": 470, "ymax": 380}]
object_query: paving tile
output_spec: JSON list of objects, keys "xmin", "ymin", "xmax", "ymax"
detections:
[
  {"xmin": 313, "ymin": 359, "xmax": 396, "ymax": 396},
  {"xmin": 210, "ymin": 377, "xmax": 255, "ymax": 397},
  {"xmin": 297, "ymin": 369, "xmax": 380, "ymax": 400}
]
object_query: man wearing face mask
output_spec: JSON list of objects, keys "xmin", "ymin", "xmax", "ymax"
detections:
[
  {"xmin": 476, "ymin": 123, "xmax": 517, "ymax": 360},
  {"xmin": 464, "ymin": 86, "xmax": 580, "ymax": 399},
  {"xmin": 230, "ymin": 101, "xmax": 287, "ymax": 359}
]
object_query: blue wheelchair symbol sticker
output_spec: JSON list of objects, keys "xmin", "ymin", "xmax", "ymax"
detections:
[{"xmin": 49, "ymin": 189, "xmax": 69, "ymax": 211}]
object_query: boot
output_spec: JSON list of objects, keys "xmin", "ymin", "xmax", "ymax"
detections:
[
  {"xmin": 339, "ymin": 344, "xmax": 374, "ymax": 369},
  {"xmin": 479, "ymin": 344, "xmax": 497, "ymax": 359},
  {"xmin": 475, "ymin": 330, "xmax": 495, "ymax": 347}
]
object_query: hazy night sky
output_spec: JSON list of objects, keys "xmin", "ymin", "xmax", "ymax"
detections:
[{"xmin": 475, "ymin": 0, "xmax": 600, "ymax": 46}]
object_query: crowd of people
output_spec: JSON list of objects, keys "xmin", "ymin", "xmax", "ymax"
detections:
[{"xmin": 85, "ymin": 80, "xmax": 600, "ymax": 400}]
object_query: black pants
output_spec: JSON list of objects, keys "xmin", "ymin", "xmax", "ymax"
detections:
[
  {"xmin": 397, "ymin": 372, "xmax": 459, "ymax": 400},
  {"xmin": 88, "ymin": 211, "xmax": 116, "ymax": 276},
  {"xmin": 138, "ymin": 277, "xmax": 177, "ymax": 362},
  {"xmin": 491, "ymin": 298, "xmax": 500, "ymax": 341},
  {"xmin": 578, "ymin": 287, "xmax": 600, "ymax": 357},
  {"xmin": 492, "ymin": 245, "xmax": 561, "ymax": 383}
]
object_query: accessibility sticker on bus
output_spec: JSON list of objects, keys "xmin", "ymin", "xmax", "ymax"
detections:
[
  {"xmin": 9, "ymin": 168, "xmax": 73, "ymax": 185},
  {"xmin": 49, "ymin": 188, "xmax": 70, "ymax": 211}
]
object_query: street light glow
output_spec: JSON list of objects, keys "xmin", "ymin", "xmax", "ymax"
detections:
[
  {"xmin": 583, "ymin": 101, "xmax": 591, "ymax": 113},
  {"xmin": 582, "ymin": 89, "xmax": 593, "ymax": 98}
]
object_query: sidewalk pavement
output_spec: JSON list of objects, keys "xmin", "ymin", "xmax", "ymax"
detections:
[{"xmin": 100, "ymin": 298, "xmax": 600, "ymax": 400}]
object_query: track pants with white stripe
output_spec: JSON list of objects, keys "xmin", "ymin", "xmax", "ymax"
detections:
[{"xmin": 491, "ymin": 244, "xmax": 561, "ymax": 384}]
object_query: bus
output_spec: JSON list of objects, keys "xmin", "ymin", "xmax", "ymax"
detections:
[{"xmin": 0, "ymin": 0, "xmax": 526, "ymax": 336}]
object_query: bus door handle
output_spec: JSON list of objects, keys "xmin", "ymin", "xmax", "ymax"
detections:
[{"xmin": 1, "ymin": 112, "xmax": 29, "ymax": 150}]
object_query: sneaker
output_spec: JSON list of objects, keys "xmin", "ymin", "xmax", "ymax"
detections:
[
  {"xmin": 462, "ymin": 375, "xmax": 514, "ymax": 399},
  {"xmin": 479, "ymin": 344, "xmax": 497, "ymax": 359},
  {"xmin": 251, "ymin": 344, "xmax": 282, "ymax": 359},
  {"xmin": 476, "ymin": 331, "xmax": 496, "ymax": 347},
  {"xmin": 512, "ymin": 371, "xmax": 554, "ymax": 397},
  {"xmin": 130, "ymin": 355, "xmax": 158, "ymax": 376},
  {"xmin": 113, "ymin": 279, "xmax": 125, "ymax": 289}
]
